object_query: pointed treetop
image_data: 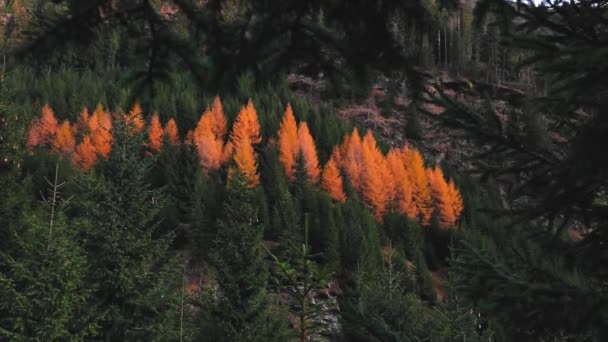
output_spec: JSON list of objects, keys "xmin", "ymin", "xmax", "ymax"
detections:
[
  {"xmin": 72, "ymin": 135, "xmax": 97, "ymax": 172},
  {"xmin": 148, "ymin": 114, "xmax": 164, "ymax": 153},
  {"xmin": 126, "ymin": 101, "xmax": 145, "ymax": 133},
  {"xmin": 321, "ymin": 153, "xmax": 347, "ymax": 203},
  {"xmin": 232, "ymin": 135, "xmax": 259, "ymax": 188},
  {"xmin": 297, "ymin": 121, "xmax": 321, "ymax": 184},
  {"xmin": 52, "ymin": 121, "xmax": 76, "ymax": 157},
  {"xmin": 278, "ymin": 102, "xmax": 299, "ymax": 181},
  {"xmin": 164, "ymin": 118, "xmax": 179, "ymax": 145},
  {"xmin": 27, "ymin": 104, "xmax": 58, "ymax": 149}
]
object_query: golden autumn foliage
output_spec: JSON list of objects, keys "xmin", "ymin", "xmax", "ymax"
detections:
[
  {"xmin": 148, "ymin": 114, "xmax": 164, "ymax": 153},
  {"xmin": 332, "ymin": 129, "xmax": 457, "ymax": 224},
  {"xmin": 427, "ymin": 167, "xmax": 457, "ymax": 227},
  {"xmin": 387, "ymin": 149, "xmax": 417, "ymax": 219},
  {"xmin": 321, "ymin": 150, "xmax": 346, "ymax": 203},
  {"xmin": 197, "ymin": 123, "xmax": 223, "ymax": 172},
  {"xmin": 360, "ymin": 131, "xmax": 388, "ymax": 220},
  {"xmin": 297, "ymin": 122, "xmax": 321, "ymax": 184},
  {"xmin": 126, "ymin": 101, "xmax": 145, "ymax": 133},
  {"xmin": 209, "ymin": 96, "xmax": 228, "ymax": 139},
  {"xmin": 381, "ymin": 157, "xmax": 397, "ymax": 209},
  {"xmin": 448, "ymin": 180, "xmax": 464, "ymax": 222},
  {"xmin": 194, "ymin": 99, "xmax": 229, "ymax": 173},
  {"xmin": 227, "ymin": 99, "xmax": 262, "ymax": 156},
  {"xmin": 72, "ymin": 135, "xmax": 97, "ymax": 172},
  {"xmin": 408, "ymin": 148, "xmax": 433, "ymax": 226},
  {"xmin": 164, "ymin": 118, "xmax": 179, "ymax": 145},
  {"xmin": 27, "ymin": 104, "xmax": 58, "ymax": 149},
  {"xmin": 232, "ymin": 135, "xmax": 259, "ymax": 187},
  {"xmin": 89, "ymin": 105, "xmax": 113, "ymax": 158},
  {"xmin": 76, "ymin": 107, "xmax": 90, "ymax": 135},
  {"xmin": 52, "ymin": 121, "xmax": 76, "ymax": 157},
  {"xmin": 278, "ymin": 103, "xmax": 299, "ymax": 181},
  {"xmin": 23, "ymin": 98, "xmax": 465, "ymax": 228},
  {"xmin": 341, "ymin": 129, "xmax": 363, "ymax": 191}
]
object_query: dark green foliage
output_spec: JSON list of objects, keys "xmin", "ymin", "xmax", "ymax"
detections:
[
  {"xmin": 188, "ymin": 169, "xmax": 225, "ymax": 260},
  {"xmin": 339, "ymin": 199, "xmax": 382, "ymax": 280},
  {"xmin": 341, "ymin": 289, "xmax": 428, "ymax": 342},
  {"xmin": 157, "ymin": 143, "xmax": 200, "ymax": 246},
  {"xmin": 0, "ymin": 164, "xmax": 97, "ymax": 340},
  {"xmin": 450, "ymin": 224, "xmax": 606, "ymax": 340},
  {"xmin": 199, "ymin": 170, "xmax": 287, "ymax": 341},
  {"xmin": 265, "ymin": 214, "xmax": 334, "ymax": 341},
  {"xmin": 340, "ymin": 243, "xmax": 429, "ymax": 342},
  {"xmin": 426, "ymin": 1, "xmax": 608, "ymax": 340},
  {"xmin": 14, "ymin": 0, "xmax": 466, "ymax": 96},
  {"xmin": 74, "ymin": 119, "xmax": 180, "ymax": 341},
  {"xmin": 6, "ymin": 1, "xmax": 605, "ymax": 339},
  {"xmin": 340, "ymin": 241, "xmax": 491, "ymax": 342}
]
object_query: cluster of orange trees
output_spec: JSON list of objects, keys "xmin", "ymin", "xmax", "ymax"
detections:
[
  {"xmin": 188, "ymin": 97, "xmax": 262, "ymax": 187},
  {"xmin": 276, "ymin": 105, "xmax": 463, "ymax": 227},
  {"xmin": 27, "ymin": 97, "xmax": 463, "ymax": 227},
  {"xmin": 27, "ymin": 103, "xmax": 178, "ymax": 172}
]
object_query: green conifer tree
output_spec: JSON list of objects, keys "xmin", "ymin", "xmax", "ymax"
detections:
[
  {"xmin": 200, "ymin": 170, "xmax": 287, "ymax": 341},
  {"xmin": 75, "ymin": 118, "xmax": 180, "ymax": 340},
  {"xmin": 0, "ymin": 163, "xmax": 97, "ymax": 340}
]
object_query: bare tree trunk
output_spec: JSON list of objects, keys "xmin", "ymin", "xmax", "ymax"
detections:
[{"xmin": 46, "ymin": 162, "xmax": 65, "ymax": 251}]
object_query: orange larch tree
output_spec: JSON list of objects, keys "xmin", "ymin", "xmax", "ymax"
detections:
[
  {"xmin": 297, "ymin": 122, "xmax": 321, "ymax": 184},
  {"xmin": 148, "ymin": 114, "xmax": 164, "ymax": 153},
  {"xmin": 76, "ymin": 107, "xmax": 90, "ymax": 135},
  {"xmin": 72, "ymin": 135, "xmax": 97, "ymax": 172},
  {"xmin": 336, "ymin": 133, "xmax": 350, "ymax": 169},
  {"xmin": 448, "ymin": 179, "xmax": 464, "ymax": 223},
  {"xmin": 209, "ymin": 96, "xmax": 228, "ymax": 139},
  {"xmin": 321, "ymin": 149, "xmax": 346, "ymax": 203},
  {"xmin": 164, "ymin": 118, "xmax": 179, "ymax": 145},
  {"xmin": 427, "ymin": 167, "xmax": 457, "ymax": 227},
  {"xmin": 195, "ymin": 103, "xmax": 228, "ymax": 173},
  {"xmin": 341, "ymin": 128, "xmax": 363, "ymax": 190},
  {"xmin": 27, "ymin": 104, "xmax": 58, "ymax": 149},
  {"xmin": 381, "ymin": 156, "xmax": 396, "ymax": 209},
  {"xmin": 197, "ymin": 123, "xmax": 223, "ymax": 172},
  {"xmin": 232, "ymin": 135, "xmax": 259, "ymax": 187},
  {"xmin": 360, "ymin": 131, "xmax": 388, "ymax": 220},
  {"xmin": 126, "ymin": 101, "xmax": 145, "ymax": 133},
  {"xmin": 277, "ymin": 103, "xmax": 299, "ymax": 181},
  {"xmin": 52, "ymin": 120, "xmax": 76, "ymax": 157},
  {"xmin": 227, "ymin": 99, "xmax": 262, "ymax": 158},
  {"xmin": 89, "ymin": 105, "xmax": 113, "ymax": 158},
  {"xmin": 401, "ymin": 145, "xmax": 413, "ymax": 169},
  {"xmin": 409, "ymin": 148, "xmax": 433, "ymax": 226},
  {"xmin": 387, "ymin": 148, "xmax": 417, "ymax": 219},
  {"xmin": 244, "ymin": 99, "xmax": 262, "ymax": 145}
]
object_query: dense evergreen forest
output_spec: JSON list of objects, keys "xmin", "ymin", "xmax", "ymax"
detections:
[{"xmin": 1, "ymin": 0, "xmax": 607, "ymax": 341}]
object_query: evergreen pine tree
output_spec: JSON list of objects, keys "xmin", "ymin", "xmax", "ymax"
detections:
[
  {"xmin": 0, "ymin": 163, "xmax": 97, "ymax": 340},
  {"xmin": 201, "ymin": 170, "xmax": 285, "ymax": 341},
  {"xmin": 265, "ymin": 214, "xmax": 333, "ymax": 342},
  {"xmin": 74, "ymin": 117, "xmax": 179, "ymax": 340}
]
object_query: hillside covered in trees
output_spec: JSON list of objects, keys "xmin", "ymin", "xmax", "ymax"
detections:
[{"xmin": 1, "ymin": 0, "xmax": 607, "ymax": 341}]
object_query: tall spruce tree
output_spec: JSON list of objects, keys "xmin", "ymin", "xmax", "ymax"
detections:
[
  {"xmin": 199, "ymin": 170, "xmax": 287, "ymax": 341},
  {"xmin": 265, "ymin": 214, "xmax": 334, "ymax": 342},
  {"xmin": 0, "ymin": 163, "xmax": 97, "ymax": 340},
  {"xmin": 74, "ymin": 117, "xmax": 179, "ymax": 340}
]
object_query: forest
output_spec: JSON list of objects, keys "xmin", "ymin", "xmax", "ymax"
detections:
[{"xmin": 1, "ymin": 0, "xmax": 607, "ymax": 341}]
